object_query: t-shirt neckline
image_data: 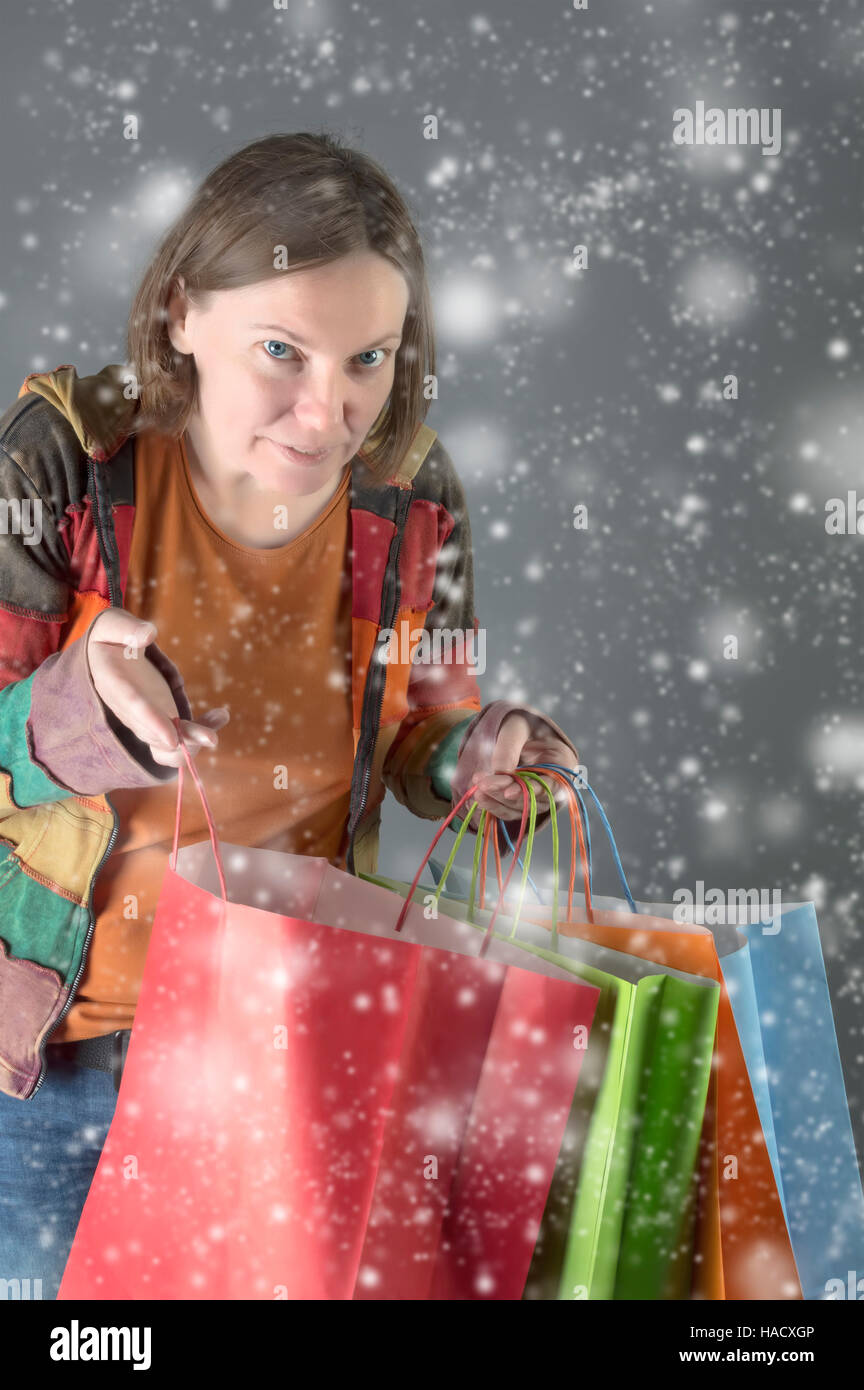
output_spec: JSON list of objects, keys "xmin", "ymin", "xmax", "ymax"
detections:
[{"xmin": 178, "ymin": 433, "xmax": 351, "ymax": 556}]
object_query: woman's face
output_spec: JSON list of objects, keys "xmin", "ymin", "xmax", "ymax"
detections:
[{"xmin": 166, "ymin": 249, "xmax": 410, "ymax": 497}]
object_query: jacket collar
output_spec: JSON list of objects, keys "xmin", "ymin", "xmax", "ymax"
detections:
[{"xmin": 19, "ymin": 362, "xmax": 137, "ymax": 463}]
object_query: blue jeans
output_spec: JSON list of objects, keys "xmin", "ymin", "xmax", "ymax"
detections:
[{"xmin": 0, "ymin": 1051, "xmax": 118, "ymax": 1300}]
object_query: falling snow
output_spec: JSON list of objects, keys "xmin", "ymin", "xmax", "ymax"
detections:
[{"xmin": 0, "ymin": 0, "xmax": 861, "ymax": 1307}]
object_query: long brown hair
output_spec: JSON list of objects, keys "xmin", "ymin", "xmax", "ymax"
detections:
[{"xmin": 125, "ymin": 130, "xmax": 436, "ymax": 483}]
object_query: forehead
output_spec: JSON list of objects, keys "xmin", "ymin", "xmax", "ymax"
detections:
[{"xmin": 216, "ymin": 255, "xmax": 410, "ymax": 321}]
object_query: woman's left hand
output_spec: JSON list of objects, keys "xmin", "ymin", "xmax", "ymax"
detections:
[{"xmin": 463, "ymin": 710, "xmax": 579, "ymax": 830}]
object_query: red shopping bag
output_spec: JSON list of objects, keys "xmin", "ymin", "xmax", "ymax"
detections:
[
  {"xmin": 58, "ymin": 729, "xmax": 599, "ymax": 1301},
  {"xmin": 354, "ymin": 966, "xmax": 590, "ymax": 1301}
]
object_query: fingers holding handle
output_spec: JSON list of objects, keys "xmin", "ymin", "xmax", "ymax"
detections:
[{"xmin": 86, "ymin": 607, "xmax": 230, "ymax": 769}]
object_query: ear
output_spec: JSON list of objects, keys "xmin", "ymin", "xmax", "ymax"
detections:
[{"xmin": 165, "ymin": 274, "xmax": 192, "ymax": 354}]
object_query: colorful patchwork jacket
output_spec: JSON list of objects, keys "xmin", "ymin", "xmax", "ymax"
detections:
[{"xmin": 0, "ymin": 362, "xmax": 577, "ymax": 1100}]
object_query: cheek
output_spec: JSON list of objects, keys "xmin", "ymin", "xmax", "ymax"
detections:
[
  {"xmin": 208, "ymin": 361, "xmax": 280, "ymax": 427},
  {"xmin": 365, "ymin": 368, "xmax": 396, "ymax": 417}
]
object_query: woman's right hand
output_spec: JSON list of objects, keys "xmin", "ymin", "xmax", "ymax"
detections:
[{"xmin": 86, "ymin": 608, "xmax": 230, "ymax": 770}]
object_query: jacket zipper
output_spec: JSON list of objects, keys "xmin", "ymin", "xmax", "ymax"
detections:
[
  {"xmin": 28, "ymin": 455, "xmax": 121, "ymax": 1098},
  {"xmin": 346, "ymin": 485, "xmax": 413, "ymax": 874}
]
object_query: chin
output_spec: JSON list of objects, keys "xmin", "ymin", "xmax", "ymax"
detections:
[
  {"xmin": 255, "ymin": 437, "xmax": 347, "ymax": 492},
  {"xmin": 275, "ymin": 472, "xmax": 335, "ymax": 497}
]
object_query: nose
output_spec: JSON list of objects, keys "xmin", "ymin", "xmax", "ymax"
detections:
[{"xmin": 291, "ymin": 369, "xmax": 345, "ymax": 436}]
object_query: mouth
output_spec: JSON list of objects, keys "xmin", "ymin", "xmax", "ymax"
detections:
[{"xmin": 266, "ymin": 439, "xmax": 336, "ymax": 466}]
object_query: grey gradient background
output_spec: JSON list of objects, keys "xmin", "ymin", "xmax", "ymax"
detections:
[{"xmin": 1, "ymin": 1, "xmax": 862, "ymax": 1157}]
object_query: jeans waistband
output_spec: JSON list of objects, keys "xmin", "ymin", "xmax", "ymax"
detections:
[{"xmin": 49, "ymin": 1030, "xmax": 132, "ymax": 1092}]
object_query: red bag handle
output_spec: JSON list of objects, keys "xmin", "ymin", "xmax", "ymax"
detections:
[
  {"xmin": 393, "ymin": 778, "xmax": 534, "ymax": 956},
  {"xmin": 168, "ymin": 715, "xmax": 228, "ymax": 902}
]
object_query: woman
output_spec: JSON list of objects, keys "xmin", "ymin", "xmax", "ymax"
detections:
[{"xmin": 0, "ymin": 130, "xmax": 579, "ymax": 1298}]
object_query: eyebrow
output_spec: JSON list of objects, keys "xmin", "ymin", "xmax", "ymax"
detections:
[{"xmin": 249, "ymin": 323, "xmax": 403, "ymax": 351}]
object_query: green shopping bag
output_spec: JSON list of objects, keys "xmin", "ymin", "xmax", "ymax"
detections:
[{"xmin": 365, "ymin": 771, "xmax": 719, "ymax": 1300}]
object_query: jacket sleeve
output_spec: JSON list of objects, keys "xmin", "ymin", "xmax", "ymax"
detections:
[
  {"xmin": 0, "ymin": 439, "xmax": 190, "ymax": 819},
  {"xmin": 380, "ymin": 445, "xmax": 579, "ymax": 836},
  {"xmin": 380, "ymin": 447, "xmax": 579, "ymax": 834},
  {"xmin": 380, "ymin": 448, "xmax": 483, "ymax": 820}
]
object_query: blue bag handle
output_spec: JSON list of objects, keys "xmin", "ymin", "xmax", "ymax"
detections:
[
  {"xmin": 527, "ymin": 762, "xmax": 638, "ymax": 913},
  {"xmin": 451, "ymin": 762, "xmax": 637, "ymax": 915}
]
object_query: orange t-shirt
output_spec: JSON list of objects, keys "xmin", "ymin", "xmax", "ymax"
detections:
[{"xmin": 51, "ymin": 430, "xmax": 355, "ymax": 1044}]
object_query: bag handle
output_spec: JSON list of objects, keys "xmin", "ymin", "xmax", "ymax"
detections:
[
  {"xmin": 168, "ymin": 714, "xmax": 228, "ymax": 903},
  {"xmin": 478, "ymin": 773, "xmax": 583, "ymax": 923},
  {"xmin": 396, "ymin": 768, "xmax": 580, "ymax": 953},
  {"xmin": 164, "ymin": 711, "xmax": 540, "ymax": 942},
  {"xmin": 394, "ymin": 779, "xmax": 535, "ymax": 956},
  {"xmin": 165, "ymin": 713, "xmax": 528, "ymax": 952},
  {"xmin": 164, "ymin": 717, "xmax": 633, "ymax": 935},
  {"xmin": 531, "ymin": 763, "xmax": 638, "ymax": 912},
  {"xmin": 428, "ymin": 774, "xmax": 554, "ymax": 943},
  {"xmin": 462, "ymin": 766, "xmax": 638, "ymax": 933},
  {"xmin": 502, "ymin": 769, "xmax": 589, "ymax": 938}
]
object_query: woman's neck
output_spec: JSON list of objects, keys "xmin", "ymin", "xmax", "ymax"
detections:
[{"xmin": 182, "ymin": 428, "xmax": 349, "ymax": 549}]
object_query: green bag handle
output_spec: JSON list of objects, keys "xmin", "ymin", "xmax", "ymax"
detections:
[
  {"xmin": 482, "ymin": 770, "xmax": 561, "ymax": 951},
  {"xmin": 499, "ymin": 766, "xmax": 597, "ymax": 927},
  {"xmin": 393, "ymin": 769, "xmax": 564, "ymax": 954}
]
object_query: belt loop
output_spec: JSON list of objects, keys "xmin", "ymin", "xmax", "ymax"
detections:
[{"xmin": 112, "ymin": 1029, "xmax": 129, "ymax": 1092}]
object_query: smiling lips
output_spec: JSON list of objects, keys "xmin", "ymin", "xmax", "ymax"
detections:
[{"xmin": 267, "ymin": 439, "xmax": 334, "ymax": 465}]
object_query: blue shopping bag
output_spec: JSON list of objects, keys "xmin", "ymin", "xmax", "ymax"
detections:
[{"xmin": 721, "ymin": 901, "xmax": 864, "ymax": 1301}]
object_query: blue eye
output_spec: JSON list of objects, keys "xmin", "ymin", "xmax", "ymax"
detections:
[{"xmin": 261, "ymin": 341, "xmax": 389, "ymax": 368}]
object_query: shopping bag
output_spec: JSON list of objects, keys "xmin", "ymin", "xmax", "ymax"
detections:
[
  {"xmin": 58, "ymin": 733, "xmax": 599, "ymax": 1301},
  {"xmin": 484, "ymin": 766, "xmax": 864, "ymax": 1302},
  {"xmin": 419, "ymin": 766, "xmax": 804, "ymax": 1301},
  {"xmin": 372, "ymin": 876, "xmax": 720, "ymax": 1301},
  {"xmin": 362, "ymin": 779, "xmax": 718, "ymax": 1301},
  {"xmin": 716, "ymin": 905, "xmax": 864, "ymax": 1301}
]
